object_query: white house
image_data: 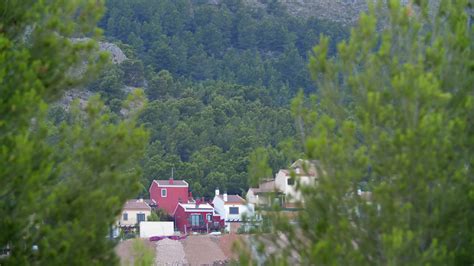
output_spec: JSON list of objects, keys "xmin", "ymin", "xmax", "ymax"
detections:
[
  {"xmin": 274, "ymin": 159, "xmax": 318, "ymax": 203},
  {"xmin": 212, "ymin": 189, "xmax": 250, "ymax": 223},
  {"xmin": 119, "ymin": 199, "xmax": 152, "ymax": 227}
]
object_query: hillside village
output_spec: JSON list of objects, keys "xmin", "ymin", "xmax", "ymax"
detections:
[
  {"xmin": 113, "ymin": 159, "xmax": 323, "ymax": 264},
  {"xmin": 117, "ymin": 159, "xmax": 318, "ymax": 237}
]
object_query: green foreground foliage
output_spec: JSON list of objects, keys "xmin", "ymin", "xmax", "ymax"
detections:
[
  {"xmin": 0, "ymin": 0, "xmax": 148, "ymax": 264},
  {"xmin": 129, "ymin": 239, "xmax": 155, "ymax": 266},
  {"xmin": 248, "ymin": 0, "xmax": 473, "ymax": 265}
]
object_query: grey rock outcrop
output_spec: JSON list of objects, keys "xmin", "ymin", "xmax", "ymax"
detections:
[
  {"xmin": 244, "ymin": 0, "xmax": 438, "ymax": 26},
  {"xmin": 57, "ymin": 40, "xmax": 129, "ymax": 110},
  {"xmin": 98, "ymin": 42, "xmax": 127, "ymax": 64}
]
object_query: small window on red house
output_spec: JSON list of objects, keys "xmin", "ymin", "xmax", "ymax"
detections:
[
  {"xmin": 206, "ymin": 213, "xmax": 212, "ymax": 221},
  {"xmin": 161, "ymin": 189, "xmax": 167, "ymax": 197}
]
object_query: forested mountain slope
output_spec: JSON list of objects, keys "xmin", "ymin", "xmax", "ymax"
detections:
[
  {"xmin": 52, "ymin": 0, "xmax": 351, "ymax": 197},
  {"xmin": 100, "ymin": 0, "xmax": 348, "ymax": 100}
]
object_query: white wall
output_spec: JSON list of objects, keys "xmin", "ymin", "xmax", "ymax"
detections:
[
  {"xmin": 246, "ymin": 189, "xmax": 257, "ymax": 205},
  {"xmin": 212, "ymin": 196, "xmax": 226, "ymax": 218},
  {"xmin": 119, "ymin": 209, "xmax": 151, "ymax": 226},
  {"xmin": 275, "ymin": 170, "xmax": 289, "ymax": 198},
  {"xmin": 212, "ymin": 196, "xmax": 250, "ymax": 221},
  {"xmin": 224, "ymin": 204, "xmax": 250, "ymax": 221},
  {"xmin": 139, "ymin": 221, "xmax": 174, "ymax": 237}
]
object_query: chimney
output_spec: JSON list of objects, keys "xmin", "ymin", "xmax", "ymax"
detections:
[
  {"xmin": 169, "ymin": 177, "xmax": 174, "ymax": 184},
  {"xmin": 215, "ymin": 188, "xmax": 220, "ymax": 196},
  {"xmin": 223, "ymin": 192, "xmax": 228, "ymax": 202}
]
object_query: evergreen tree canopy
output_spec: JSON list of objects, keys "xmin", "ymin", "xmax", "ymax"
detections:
[
  {"xmin": 0, "ymin": 1, "xmax": 148, "ymax": 264},
  {"xmin": 246, "ymin": 0, "xmax": 474, "ymax": 264}
]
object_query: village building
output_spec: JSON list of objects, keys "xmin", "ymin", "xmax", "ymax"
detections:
[
  {"xmin": 212, "ymin": 189, "xmax": 249, "ymax": 221},
  {"xmin": 118, "ymin": 199, "xmax": 152, "ymax": 227},
  {"xmin": 247, "ymin": 159, "xmax": 319, "ymax": 208},
  {"xmin": 149, "ymin": 178, "xmax": 189, "ymax": 215},
  {"xmin": 274, "ymin": 159, "xmax": 318, "ymax": 203},
  {"xmin": 173, "ymin": 201, "xmax": 222, "ymax": 233},
  {"xmin": 212, "ymin": 189, "xmax": 250, "ymax": 232},
  {"xmin": 246, "ymin": 179, "xmax": 281, "ymax": 206}
]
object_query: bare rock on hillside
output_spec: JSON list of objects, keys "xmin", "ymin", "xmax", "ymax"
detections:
[
  {"xmin": 244, "ymin": 0, "xmax": 438, "ymax": 26},
  {"xmin": 57, "ymin": 89, "xmax": 94, "ymax": 111},
  {"xmin": 99, "ymin": 41, "xmax": 127, "ymax": 64},
  {"xmin": 57, "ymin": 39, "xmax": 129, "ymax": 110}
]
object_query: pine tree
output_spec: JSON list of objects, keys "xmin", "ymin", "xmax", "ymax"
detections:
[
  {"xmin": 0, "ymin": 1, "xmax": 148, "ymax": 264},
  {"xmin": 249, "ymin": 0, "xmax": 473, "ymax": 264}
]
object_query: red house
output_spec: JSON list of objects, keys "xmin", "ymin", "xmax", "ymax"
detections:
[
  {"xmin": 173, "ymin": 201, "xmax": 223, "ymax": 233},
  {"xmin": 149, "ymin": 178, "xmax": 189, "ymax": 215}
]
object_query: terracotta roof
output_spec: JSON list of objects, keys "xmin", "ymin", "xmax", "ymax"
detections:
[
  {"xmin": 144, "ymin": 199, "xmax": 157, "ymax": 206},
  {"xmin": 123, "ymin": 199, "xmax": 151, "ymax": 210},
  {"xmin": 289, "ymin": 159, "xmax": 319, "ymax": 176},
  {"xmin": 249, "ymin": 180, "xmax": 280, "ymax": 194},
  {"xmin": 217, "ymin": 194, "xmax": 246, "ymax": 204},
  {"xmin": 154, "ymin": 179, "xmax": 188, "ymax": 187}
]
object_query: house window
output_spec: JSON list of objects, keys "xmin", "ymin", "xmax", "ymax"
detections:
[
  {"xmin": 190, "ymin": 214, "xmax": 203, "ymax": 227},
  {"xmin": 229, "ymin": 207, "xmax": 239, "ymax": 215},
  {"xmin": 137, "ymin": 213, "xmax": 145, "ymax": 223},
  {"xmin": 123, "ymin": 213, "xmax": 128, "ymax": 221},
  {"xmin": 161, "ymin": 188, "xmax": 167, "ymax": 197},
  {"xmin": 206, "ymin": 213, "xmax": 212, "ymax": 222},
  {"xmin": 287, "ymin": 177, "xmax": 295, "ymax": 185}
]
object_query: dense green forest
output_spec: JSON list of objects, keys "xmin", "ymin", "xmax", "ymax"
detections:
[
  {"xmin": 48, "ymin": 0, "xmax": 348, "ymax": 197},
  {"xmin": 100, "ymin": 0, "xmax": 347, "ymax": 98}
]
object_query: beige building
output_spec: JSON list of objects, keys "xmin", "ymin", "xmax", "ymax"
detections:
[
  {"xmin": 118, "ymin": 199, "xmax": 152, "ymax": 227},
  {"xmin": 246, "ymin": 180, "xmax": 279, "ymax": 206},
  {"xmin": 274, "ymin": 159, "xmax": 318, "ymax": 203},
  {"xmin": 247, "ymin": 159, "xmax": 319, "ymax": 208}
]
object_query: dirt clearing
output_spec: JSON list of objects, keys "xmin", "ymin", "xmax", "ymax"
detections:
[
  {"xmin": 115, "ymin": 238, "xmax": 156, "ymax": 265},
  {"xmin": 155, "ymin": 238, "xmax": 187, "ymax": 265},
  {"xmin": 181, "ymin": 235, "xmax": 228, "ymax": 264}
]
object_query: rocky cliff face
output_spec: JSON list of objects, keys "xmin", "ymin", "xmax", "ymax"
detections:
[
  {"xmin": 243, "ymin": 0, "xmax": 439, "ymax": 26},
  {"xmin": 98, "ymin": 42, "xmax": 127, "ymax": 64},
  {"xmin": 57, "ymin": 40, "xmax": 129, "ymax": 110},
  {"xmin": 248, "ymin": 0, "xmax": 370, "ymax": 25}
]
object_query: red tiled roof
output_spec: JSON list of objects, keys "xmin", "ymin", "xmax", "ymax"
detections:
[
  {"xmin": 154, "ymin": 179, "xmax": 188, "ymax": 187},
  {"xmin": 123, "ymin": 199, "xmax": 151, "ymax": 210},
  {"xmin": 217, "ymin": 194, "xmax": 246, "ymax": 204}
]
